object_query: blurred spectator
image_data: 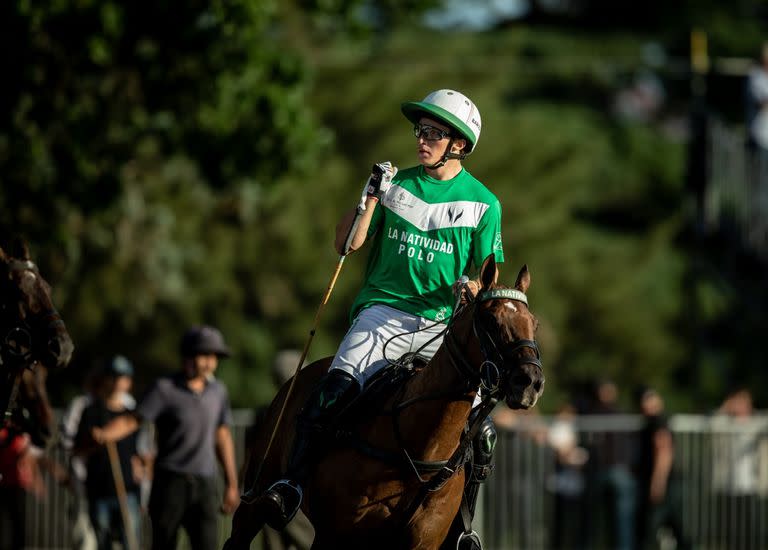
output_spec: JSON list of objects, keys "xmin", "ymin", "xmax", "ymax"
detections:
[
  {"xmin": 0, "ymin": 426, "xmax": 45, "ymax": 550},
  {"xmin": 746, "ymin": 42, "xmax": 768, "ymax": 154},
  {"xmin": 246, "ymin": 350, "xmax": 314, "ymax": 550},
  {"xmin": 584, "ymin": 379, "xmax": 637, "ymax": 550},
  {"xmin": 0, "ymin": 363, "xmax": 55, "ymax": 550},
  {"xmin": 633, "ymin": 387, "xmax": 691, "ymax": 550},
  {"xmin": 711, "ymin": 387, "xmax": 768, "ymax": 549},
  {"xmin": 60, "ymin": 368, "xmax": 103, "ymax": 550},
  {"xmin": 75, "ymin": 356, "xmax": 143, "ymax": 550},
  {"xmin": 92, "ymin": 325, "xmax": 239, "ymax": 550},
  {"xmin": 546, "ymin": 402, "xmax": 588, "ymax": 550},
  {"xmin": 746, "ymin": 41, "xmax": 768, "ymax": 224},
  {"xmin": 613, "ymin": 69, "xmax": 666, "ymax": 123}
]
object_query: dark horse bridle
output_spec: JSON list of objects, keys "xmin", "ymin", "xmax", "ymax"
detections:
[
  {"xmin": 355, "ymin": 286, "xmax": 543, "ymax": 485},
  {"xmin": 444, "ymin": 287, "xmax": 542, "ymax": 398},
  {"xmin": 0, "ymin": 258, "xmax": 65, "ymax": 422},
  {"xmin": 374, "ymin": 286, "xmax": 544, "ymax": 533}
]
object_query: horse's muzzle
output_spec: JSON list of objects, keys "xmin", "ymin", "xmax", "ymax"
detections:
[
  {"xmin": 46, "ymin": 332, "xmax": 74, "ymax": 369},
  {"xmin": 505, "ymin": 363, "xmax": 545, "ymax": 410}
]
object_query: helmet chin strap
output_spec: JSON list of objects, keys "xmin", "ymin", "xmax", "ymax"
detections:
[{"xmin": 424, "ymin": 138, "xmax": 467, "ymax": 170}]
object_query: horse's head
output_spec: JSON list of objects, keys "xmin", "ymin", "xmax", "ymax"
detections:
[
  {"xmin": 451, "ymin": 255, "xmax": 545, "ymax": 410},
  {"xmin": 0, "ymin": 240, "xmax": 74, "ymax": 371}
]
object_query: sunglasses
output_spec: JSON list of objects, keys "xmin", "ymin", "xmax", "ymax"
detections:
[{"xmin": 413, "ymin": 123, "xmax": 452, "ymax": 141}]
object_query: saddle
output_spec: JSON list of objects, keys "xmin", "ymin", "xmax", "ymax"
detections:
[
  {"xmin": 337, "ymin": 352, "xmax": 428, "ymax": 426},
  {"xmin": 325, "ymin": 354, "xmax": 479, "ymax": 483}
]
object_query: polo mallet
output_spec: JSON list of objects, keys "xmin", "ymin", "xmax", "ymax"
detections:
[
  {"xmin": 106, "ymin": 441, "xmax": 140, "ymax": 550},
  {"xmin": 246, "ymin": 164, "xmax": 387, "ymax": 495}
]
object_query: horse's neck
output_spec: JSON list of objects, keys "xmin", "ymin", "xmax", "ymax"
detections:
[
  {"xmin": 397, "ymin": 317, "xmax": 480, "ymax": 461},
  {"xmin": 17, "ymin": 367, "xmax": 54, "ymax": 444}
]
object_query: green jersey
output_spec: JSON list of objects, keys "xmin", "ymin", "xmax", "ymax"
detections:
[{"xmin": 350, "ymin": 165, "xmax": 504, "ymax": 322}]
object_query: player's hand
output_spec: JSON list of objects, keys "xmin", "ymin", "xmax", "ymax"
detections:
[
  {"xmin": 453, "ymin": 277, "xmax": 480, "ymax": 303},
  {"xmin": 365, "ymin": 161, "xmax": 398, "ymax": 199}
]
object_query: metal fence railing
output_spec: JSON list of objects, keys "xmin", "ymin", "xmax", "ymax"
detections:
[
  {"xmin": 481, "ymin": 413, "xmax": 768, "ymax": 550},
  {"xmin": 20, "ymin": 410, "xmax": 257, "ymax": 550},
  {"xmin": 18, "ymin": 411, "xmax": 768, "ymax": 549}
]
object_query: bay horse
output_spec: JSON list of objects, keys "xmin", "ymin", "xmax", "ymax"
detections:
[
  {"xmin": 224, "ymin": 256, "xmax": 544, "ymax": 550},
  {"xmin": 0, "ymin": 239, "xmax": 74, "ymax": 445}
]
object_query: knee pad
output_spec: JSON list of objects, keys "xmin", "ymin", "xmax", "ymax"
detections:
[{"xmin": 471, "ymin": 416, "xmax": 497, "ymax": 483}]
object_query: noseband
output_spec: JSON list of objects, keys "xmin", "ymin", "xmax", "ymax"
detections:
[{"xmin": 444, "ymin": 287, "xmax": 542, "ymax": 396}]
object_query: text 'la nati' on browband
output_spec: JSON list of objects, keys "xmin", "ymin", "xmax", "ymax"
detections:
[{"xmin": 478, "ymin": 289, "xmax": 528, "ymax": 306}]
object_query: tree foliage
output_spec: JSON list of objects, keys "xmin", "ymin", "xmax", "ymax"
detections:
[
  {"xmin": 1, "ymin": 0, "xmax": 336, "ymax": 404},
  {"xmin": 1, "ymin": 2, "xmax": 765, "ymax": 411}
]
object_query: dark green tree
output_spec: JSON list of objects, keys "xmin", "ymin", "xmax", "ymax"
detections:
[{"xmin": 0, "ymin": 1, "xmax": 340, "ymax": 404}]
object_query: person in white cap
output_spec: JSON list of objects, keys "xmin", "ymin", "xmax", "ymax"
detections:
[{"xmin": 261, "ymin": 90, "xmax": 504, "ymax": 550}]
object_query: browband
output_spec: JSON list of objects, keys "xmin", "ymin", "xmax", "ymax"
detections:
[{"xmin": 478, "ymin": 288, "xmax": 528, "ymax": 306}]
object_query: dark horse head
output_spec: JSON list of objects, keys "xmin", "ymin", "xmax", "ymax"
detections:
[
  {"xmin": 0, "ymin": 240, "xmax": 72, "ymax": 444},
  {"xmin": 451, "ymin": 255, "xmax": 545, "ymax": 410},
  {"xmin": 0, "ymin": 240, "xmax": 74, "ymax": 372}
]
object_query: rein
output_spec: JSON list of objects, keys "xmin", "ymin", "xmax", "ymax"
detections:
[
  {"xmin": 396, "ymin": 287, "xmax": 541, "ymax": 528},
  {"xmin": 444, "ymin": 288, "xmax": 542, "ymax": 395},
  {"xmin": 343, "ymin": 285, "xmax": 541, "ymax": 528}
]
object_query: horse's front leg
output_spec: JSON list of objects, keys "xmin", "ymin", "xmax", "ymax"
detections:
[{"xmin": 222, "ymin": 501, "xmax": 265, "ymax": 550}]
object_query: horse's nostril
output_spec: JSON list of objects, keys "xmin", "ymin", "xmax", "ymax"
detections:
[
  {"xmin": 533, "ymin": 380, "xmax": 544, "ymax": 393},
  {"xmin": 48, "ymin": 339, "xmax": 60, "ymax": 356},
  {"xmin": 511, "ymin": 373, "xmax": 532, "ymax": 388}
]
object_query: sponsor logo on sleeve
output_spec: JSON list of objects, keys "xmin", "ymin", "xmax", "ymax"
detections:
[{"xmin": 493, "ymin": 232, "xmax": 503, "ymax": 251}]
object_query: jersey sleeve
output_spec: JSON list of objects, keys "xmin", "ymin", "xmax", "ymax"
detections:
[{"xmin": 471, "ymin": 199, "xmax": 504, "ymax": 268}]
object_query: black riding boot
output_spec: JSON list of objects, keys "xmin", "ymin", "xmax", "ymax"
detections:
[
  {"xmin": 446, "ymin": 415, "xmax": 497, "ymax": 550},
  {"xmin": 261, "ymin": 369, "xmax": 359, "ymax": 530}
]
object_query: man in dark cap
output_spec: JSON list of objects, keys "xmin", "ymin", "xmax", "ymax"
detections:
[{"xmin": 93, "ymin": 325, "xmax": 239, "ymax": 550}]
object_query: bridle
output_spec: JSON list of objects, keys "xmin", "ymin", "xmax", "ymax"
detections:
[
  {"xmin": 443, "ymin": 287, "xmax": 542, "ymax": 397},
  {"xmin": 0, "ymin": 259, "xmax": 65, "ymax": 423},
  {"xmin": 0, "ymin": 259, "xmax": 65, "ymax": 368},
  {"xmin": 387, "ymin": 285, "xmax": 543, "ymax": 526}
]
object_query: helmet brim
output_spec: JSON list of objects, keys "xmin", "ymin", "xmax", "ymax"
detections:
[{"xmin": 401, "ymin": 101, "xmax": 476, "ymax": 152}]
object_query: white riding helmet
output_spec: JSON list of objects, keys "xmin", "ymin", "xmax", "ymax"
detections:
[{"xmin": 401, "ymin": 89, "xmax": 482, "ymax": 154}]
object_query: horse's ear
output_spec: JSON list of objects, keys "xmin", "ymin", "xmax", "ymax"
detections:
[
  {"xmin": 515, "ymin": 264, "xmax": 531, "ymax": 294},
  {"xmin": 11, "ymin": 237, "xmax": 30, "ymax": 260},
  {"xmin": 479, "ymin": 254, "xmax": 499, "ymax": 289}
]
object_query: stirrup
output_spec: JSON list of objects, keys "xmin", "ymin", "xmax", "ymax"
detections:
[
  {"xmin": 457, "ymin": 530, "xmax": 482, "ymax": 550},
  {"xmin": 262, "ymin": 479, "xmax": 303, "ymax": 530}
]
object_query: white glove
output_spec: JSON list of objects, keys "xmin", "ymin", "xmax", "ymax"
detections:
[
  {"xmin": 452, "ymin": 276, "xmax": 479, "ymax": 303},
  {"xmin": 358, "ymin": 162, "xmax": 397, "ymax": 209}
]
